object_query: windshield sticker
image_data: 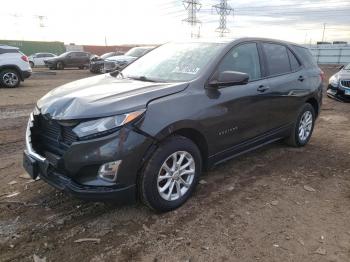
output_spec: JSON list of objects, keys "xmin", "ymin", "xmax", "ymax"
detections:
[{"xmin": 172, "ymin": 65, "xmax": 200, "ymax": 75}]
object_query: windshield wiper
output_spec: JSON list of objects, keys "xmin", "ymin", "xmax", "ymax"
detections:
[{"xmin": 127, "ymin": 75, "xmax": 157, "ymax": 82}]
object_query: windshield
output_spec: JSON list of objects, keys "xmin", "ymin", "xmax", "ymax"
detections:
[
  {"xmin": 59, "ymin": 52, "xmax": 70, "ymax": 57},
  {"xmin": 125, "ymin": 47, "xmax": 149, "ymax": 58},
  {"xmin": 344, "ymin": 64, "xmax": 350, "ymax": 70},
  {"xmin": 122, "ymin": 42, "xmax": 224, "ymax": 82}
]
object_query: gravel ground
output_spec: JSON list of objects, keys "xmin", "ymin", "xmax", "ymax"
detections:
[{"xmin": 0, "ymin": 67, "xmax": 349, "ymax": 262}]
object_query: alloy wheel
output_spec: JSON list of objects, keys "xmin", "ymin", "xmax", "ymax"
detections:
[
  {"xmin": 3, "ymin": 72, "xmax": 19, "ymax": 87},
  {"xmin": 298, "ymin": 111, "xmax": 313, "ymax": 142},
  {"xmin": 157, "ymin": 151, "xmax": 195, "ymax": 201}
]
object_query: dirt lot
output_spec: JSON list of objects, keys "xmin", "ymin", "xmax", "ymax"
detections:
[{"xmin": 0, "ymin": 67, "xmax": 349, "ymax": 262}]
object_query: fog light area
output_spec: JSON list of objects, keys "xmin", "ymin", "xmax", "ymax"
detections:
[{"xmin": 98, "ymin": 160, "xmax": 121, "ymax": 182}]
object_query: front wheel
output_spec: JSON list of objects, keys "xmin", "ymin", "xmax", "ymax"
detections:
[
  {"xmin": 285, "ymin": 103, "xmax": 315, "ymax": 147},
  {"xmin": 139, "ymin": 136, "xmax": 202, "ymax": 212}
]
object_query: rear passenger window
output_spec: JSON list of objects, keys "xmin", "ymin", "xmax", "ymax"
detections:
[
  {"xmin": 218, "ymin": 43, "xmax": 261, "ymax": 81},
  {"xmin": 262, "ymin": 43, "xmax": 290, "ymax": 76},
  {"xmin": 288, "ymin": 49, "xmax": 301, "ymax": 71},
  {"xmin": 293, "ymin": 46, "xmax": 317, "ymax": 68}
]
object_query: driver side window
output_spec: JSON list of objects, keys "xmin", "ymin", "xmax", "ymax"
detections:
[{"xmin": 218, "ymin": 43, "xmax": 261, "ymax": 81}]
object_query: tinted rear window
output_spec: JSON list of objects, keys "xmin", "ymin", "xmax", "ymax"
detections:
[
  {"xmin": 292, "ymin": 46, "xmax": 317, "ymax": 68},
  {"xmin": 0, "ymin": 48, "xmax": 19, "ymax": 55},
  {"xmin": 262, "ymin": 43, "xmax": 291, "ymax": 76}
]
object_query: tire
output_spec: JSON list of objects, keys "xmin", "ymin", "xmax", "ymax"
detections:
[
  {"xmin": 285, "ymin": 103, "xmax": 315, "ymax": 147},
  {"xmin": 56, "ymin": 62, "xmax": 64, "ymax": 70},
  {"xmin": 139, "ymin": 135, "xmax": 202, "ymax": 212},
  {"xmin": 0, "ymin": 69, "xmax": 20, "ymax": 88},
  {"xmin": 29, "ymin": 61, "xmax": 34, "ymax": 68},
  {"xmin": 78, "ymin": 66, "xmax": 84, "ymax": 70}
]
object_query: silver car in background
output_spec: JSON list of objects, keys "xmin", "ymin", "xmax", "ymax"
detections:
[{"xmin": 328, "ymin": 63, "xmax": 350, "ymax": 101}]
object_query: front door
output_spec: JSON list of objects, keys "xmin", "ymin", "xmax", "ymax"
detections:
[{"xmin": 204, "ymin": 42, "xmax": 274, "ymax": 155}]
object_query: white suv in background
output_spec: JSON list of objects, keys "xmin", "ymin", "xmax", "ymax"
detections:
[
  {"xmin": 28, "ymin": 53, "xmax": 57, "ymax": 67},
  {"xmin": 0, "ymin": 45, "xmax": 32, "ymax": 88}
]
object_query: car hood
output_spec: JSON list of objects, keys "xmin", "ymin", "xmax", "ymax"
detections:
[
  {"xmin": 337, "ymin": 70, "xmax": 350, "ymax": 79},
  {"xmin": 37, "ymin": 74, "xmax": 188, "ymax": 120},
  {"xmin": 105, "ymin": 55, "xmax": 136, "ymax": 62}
]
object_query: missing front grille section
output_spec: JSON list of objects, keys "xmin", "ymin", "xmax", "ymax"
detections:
[{"xmin": 31, "ymin": 114, "xmax": 78, "ymax": 157}]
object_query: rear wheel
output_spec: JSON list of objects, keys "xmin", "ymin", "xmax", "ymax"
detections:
[
  {"xmin": 139, "ymin": 136, "xmax": 202, "ymax": 212},
  {"xmin": 0, "ymin": 69, "xmax": 20, "ymax": 88},
  {"xmin": 29, "ymin": 61, "xmax": 34, "ymax": 68},
  {"xmin": 285, "ymin": 103, "xmax": 315, "ymax": 147}
]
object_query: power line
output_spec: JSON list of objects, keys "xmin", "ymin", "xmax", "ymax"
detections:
[{"xmin": 212, "ymin": 0, "xmax": 233, "ymax": 37}]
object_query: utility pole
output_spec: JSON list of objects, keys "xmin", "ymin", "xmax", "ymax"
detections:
[
  {"xmin": 321, "ymin": 23, "xmax": 326, "ymax": 42},
  {"xmin": 213, "ymin": 0, "xmax": 233, "ymax": 37},
  {"xmin": 182, "ymin": 0, "xmax": 201, "ymax": 38}
]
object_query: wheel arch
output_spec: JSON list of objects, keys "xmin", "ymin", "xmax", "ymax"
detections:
[
  {"xmin": 305, "ymin": 97, "xmax": 319, "ymax": 117},
  {"xmin": 0, "ymin": 65, "xmax": 23, "ymax": 80},
  {"xmin": 149, "ymin": 121, "xmax": 209, "ymax": 170}
]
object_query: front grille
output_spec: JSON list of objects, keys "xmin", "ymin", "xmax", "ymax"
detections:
[
  {"xmin": 340, "ymin": 80, "xmax": 350, "ymax": 88},
  {"xmin": 31, "ymin": 114, "xmax": 78, "ymax": 157}
]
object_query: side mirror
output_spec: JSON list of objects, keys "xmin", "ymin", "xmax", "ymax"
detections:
[
  {"xmin": 339, "ymin": 65, "xmax": 344, "ymax": 70},
  {"xmin": 209, "ymin": 71, "xmax": 249, "ymax": 88}
]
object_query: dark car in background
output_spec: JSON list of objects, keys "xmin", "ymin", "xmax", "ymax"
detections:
[
  {"xmin": 24, "ymin": 38, "xmax": 323, "ymax": 212},
  {"xmin": 103, "ymin": 46, "xmax": 155, "ymax": 73},
  {"xmin": 327, "ymin": 63, "xmax": 350, "ymax": 102},
  {"xmin": 44, "ymin": 51, "xmax": 91, "ymax": 70},
  {"xmin": 89, "ymin": 51, "xmax": 124, "ymax": 74}
]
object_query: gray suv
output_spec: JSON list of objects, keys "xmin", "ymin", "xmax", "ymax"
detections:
[{"xmin": 23, "ymin": 38, "xmax": 323, "ymax": 212}]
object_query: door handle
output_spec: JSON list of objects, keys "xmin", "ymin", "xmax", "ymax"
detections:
[
  {"xmin": 257, "ymin": 85, "xmax": 269, "ymax": 92},
  {"xmin": 298, "ymin": 76, "xmax": 305, "ymax": 82}
]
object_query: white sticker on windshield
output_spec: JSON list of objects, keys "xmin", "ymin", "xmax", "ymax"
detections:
[{"xmin": 172, "ymin": 65, "xmax": 200, "ymax": 75}]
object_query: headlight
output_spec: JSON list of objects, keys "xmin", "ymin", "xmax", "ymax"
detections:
[
  {"xmin": 73, "ymin": 109, "xmax": 145, "ymax": 138},
  {"xmin": 329, "ymin": 74, "xmax": 339, "ymax": 87}
]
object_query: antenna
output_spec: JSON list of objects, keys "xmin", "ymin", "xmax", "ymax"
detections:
[
  {"xmin": 213, "ymin": 0, "xmax": 233, "ymax": 37},
  {"xmin": 182, "ymin": 0, "xmax": 201, "ymax": 38}
]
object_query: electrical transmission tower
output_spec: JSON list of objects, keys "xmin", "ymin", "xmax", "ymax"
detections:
[
  {"xmin": 183, "ymin": 0, "xmax": 201, "ymax": 38},
  {"xmin": 213, "ymin": 0, "xmax": 233, "ymax": 37},
  {"xmin": 35, "ymin": 15, "xmax": 47, "ymax": 28}
]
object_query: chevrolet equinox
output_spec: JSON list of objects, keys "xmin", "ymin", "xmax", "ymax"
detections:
[{"xmin": 23, "ymin": 38, "xmax": 323, "ymax": 211}]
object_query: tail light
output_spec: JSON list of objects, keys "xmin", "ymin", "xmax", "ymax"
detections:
[
  {"xmin": 320, "ymin": 71, "xmax": 325, "ymax": 82},
  {"xmin": 21, "ymin": 55, "xmax": 29, "ymax": 62}
]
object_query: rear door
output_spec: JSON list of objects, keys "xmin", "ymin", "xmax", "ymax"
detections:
[
  {"xmin": 76, "ymin": 52, "xmax": 89, "ymax": 66},
  {"xmin": 35, "ymin": 53, "xmax": 47, "ymax": 66},
  {"xmin": 260, "ymin": 42, "xmax": 305, "ymax": 129},
  {"xmin": 205, "ymin": 42, "xmax": 272, "ymax": 153}
]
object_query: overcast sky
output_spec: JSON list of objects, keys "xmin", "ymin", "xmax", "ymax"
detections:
[{"xmin": 0, "ymin": 0, "xmax": 349, "ymax": 45}]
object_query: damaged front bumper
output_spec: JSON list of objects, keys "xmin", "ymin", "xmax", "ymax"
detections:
[{"xmin": 23, "ymin": 113, "xmax": 155, "ymax": 202}]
